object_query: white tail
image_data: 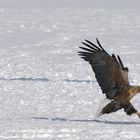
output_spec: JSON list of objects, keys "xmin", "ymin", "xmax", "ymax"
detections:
[{"xmin": 95, "ymin": 98, "xmax": 110, "ymax": 118}]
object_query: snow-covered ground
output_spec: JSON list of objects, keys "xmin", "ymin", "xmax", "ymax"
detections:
[{"xmin": 0, "ymin": 8, "xmax": 140, "ymax": 139}]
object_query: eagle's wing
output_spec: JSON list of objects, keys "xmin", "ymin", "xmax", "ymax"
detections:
[
  {"xmin": 111, "ymin": 54, "xmax": 129, "ymax": 85},
  {"xmin": 78, "ymin": 38, "xmax": 130, "ymax": 99}
]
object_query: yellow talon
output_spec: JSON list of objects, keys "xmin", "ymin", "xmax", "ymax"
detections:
[{"xmin": 136, "ymin": 112, "xmax": 140, "ymax": 118}]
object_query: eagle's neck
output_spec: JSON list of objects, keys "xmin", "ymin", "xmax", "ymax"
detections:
[
  {"xmin": 128, "ymin": 86, "xmax": 140, "ymax": 100},
  {"xmin": 133, "ymin": 86, "xmax": 140, "ymax": 92}
]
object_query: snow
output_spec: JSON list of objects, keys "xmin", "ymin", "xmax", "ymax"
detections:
[{"xmin": 0, "ymin": 8, "xmax": 140, "ymax": 139}]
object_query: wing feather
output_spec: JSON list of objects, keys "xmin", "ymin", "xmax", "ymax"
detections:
[
  {"xmin": 78, "ymin": 39, "xmax": 130, "ymax": 99},
  {"xmin": 117, "ymin": 55, "xmax": 129, "ymax": 84}
]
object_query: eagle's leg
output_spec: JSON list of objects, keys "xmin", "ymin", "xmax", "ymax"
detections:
[
  {"xmin": 101, "ymin": 100, "xmax": 122, "ymax": 114},
  {"xmin": 123, "ymin": 101, "xmax": 138, "ymax": 117}
]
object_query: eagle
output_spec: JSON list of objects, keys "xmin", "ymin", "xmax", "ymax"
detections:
[{"xmin": 78, "ymin": 38, "xmax": 140, "ymax": 118}]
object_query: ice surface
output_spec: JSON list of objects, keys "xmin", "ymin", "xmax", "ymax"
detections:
[{"xmin": 0, "ymin": 8, "xmax": 140, "ymax": 139}]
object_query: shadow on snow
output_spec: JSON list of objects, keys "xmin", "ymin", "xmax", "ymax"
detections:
[
  {"xmin": 0, "ymin": 77, "xmax": 49, "ymax": 82},
  {"xmin": 32, "ymin": 117, "xmax": 140, "ymax": 125},
  {"xmin": 0, "ymin": 77, "xmax": 96, "ymax": 83},
  {"xmin": 63, "ymin": 79, "xmax": 95, "ymax": 83}
]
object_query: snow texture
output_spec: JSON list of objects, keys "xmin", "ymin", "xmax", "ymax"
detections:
[{"xmin": 0, "ymin": 8, "xmax": 140, "ymax": 139}]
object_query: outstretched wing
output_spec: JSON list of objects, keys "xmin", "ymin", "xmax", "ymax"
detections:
[{"xmin": 78, "ymin": 38, "xmax": 130, "ymax": 99}]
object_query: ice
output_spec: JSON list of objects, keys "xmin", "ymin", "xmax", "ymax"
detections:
[
  {"xmin": 0, "ymin": 8, "xmax": 4, "ymax": 12},
  {"xmin": 0, "ymin": 8, "xmax": 140, "ymax": 139}
]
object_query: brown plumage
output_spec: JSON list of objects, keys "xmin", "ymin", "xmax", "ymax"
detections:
[{"xmin": 78, "ymin": 38, "xmax": 140, "ymax": 118}]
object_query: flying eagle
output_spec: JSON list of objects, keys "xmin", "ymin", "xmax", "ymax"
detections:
[{"xmin": 78, "ymin": 38, "xmax": 140, "ymax": 118}]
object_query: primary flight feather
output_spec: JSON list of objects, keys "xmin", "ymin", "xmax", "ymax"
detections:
[{"xmin": 78, "ymin": 38, "xmax": 140, "ymax": 118}]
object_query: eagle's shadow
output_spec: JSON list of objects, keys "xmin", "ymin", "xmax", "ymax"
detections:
[
  {"xmin": 0, "ymin": 77, "xmax": 96, "ymax": 83},
  {"xmin": 32, "ymin": 117, "xmax": 140, "ymax": 125}
]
